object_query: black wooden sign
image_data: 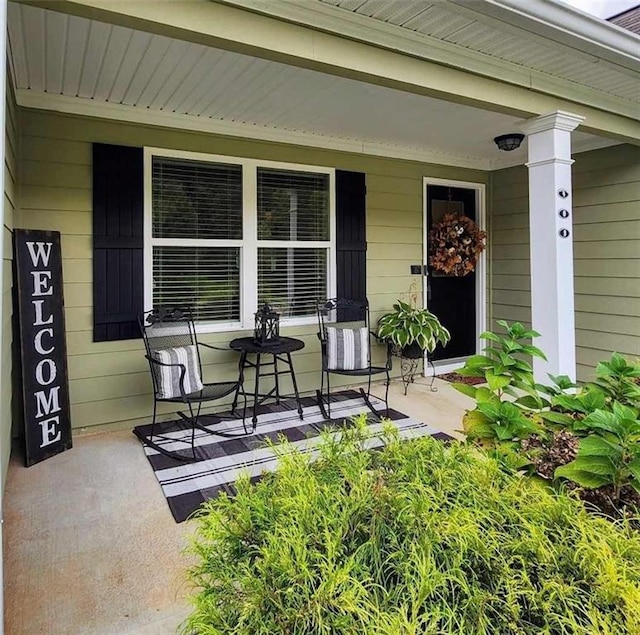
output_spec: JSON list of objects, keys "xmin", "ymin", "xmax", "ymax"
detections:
[{"xmin": 14, "ymin": 229, "xmax": 72, "ymax": 466}]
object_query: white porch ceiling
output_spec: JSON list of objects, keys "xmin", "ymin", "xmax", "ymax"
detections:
[
  {"xmin": 318, "ymin": 0, "xmax": 640, "ymax": 103},
  {"xmin": 7, "ymin": 2, "xmax": 615, "ymax": 170}
]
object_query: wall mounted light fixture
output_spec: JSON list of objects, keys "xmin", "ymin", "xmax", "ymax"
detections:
[{"xmin": 493, "ymin": 133, "xmax": 525, "ymax": 151}]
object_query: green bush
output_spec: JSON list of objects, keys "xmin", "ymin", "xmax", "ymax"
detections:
[
  {"xmin": 182, "ymin": 420, "xmax": 640, "ymax": 634},
  {"xmin": 453, "ymin": 322, "xmax": 640, "ymax": 514}
]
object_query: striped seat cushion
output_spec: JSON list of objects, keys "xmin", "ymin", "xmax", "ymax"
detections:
[
  {"xmin": 150, "ymin": 345, "xmax": 204, "ymax": 399},
  {"xmin": 326, "ymin": 327, "xmax": 370, "ymax": 370}
]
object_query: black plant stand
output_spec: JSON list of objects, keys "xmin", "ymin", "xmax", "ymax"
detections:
[{"xmin": 392, "ymin": 345, "xmax": 438, "ymax": 395}]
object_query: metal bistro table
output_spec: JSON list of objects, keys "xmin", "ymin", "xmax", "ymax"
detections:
[{"xmin": 230, "ymin": 336, "xmax": 305, "ymax": 429}]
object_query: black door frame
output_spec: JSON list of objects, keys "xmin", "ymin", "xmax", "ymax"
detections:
[{"xmin": 422, "ymin": 177, "xmax": 487, "ymax": 373}]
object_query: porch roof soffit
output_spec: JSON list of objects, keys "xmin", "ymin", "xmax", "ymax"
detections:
[
  {"xmin": 229, "ymin": 0, "xmax": 640, "ymax": 99},
  {"xmin": 17, "ymin": 0, "xmax": 640, "ymax": 141},
  {"xmin": 219, "ymin": 0, "xmax": 640, "ymax": 134},
  {"xmin": 8, "ymin": 3, "xmax": 616, "ymax": 172}
]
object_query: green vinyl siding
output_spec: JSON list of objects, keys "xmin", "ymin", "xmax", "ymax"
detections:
[
  {"xmin": 2, "ymin": 77, "xmax": 19, "ymax": 484},
  {"xmin": 19, "ymin": 108, "xmax": 487, "ymax": 431},
  {"xmin": 488, "ymin": 165, "xmax": 531, "ymax": 332},
  {"xmin": 489, "ymin": 144, "xmax": 640, "ymax": 383},
  {"xmin": 573, "ymin": 144, "xmax": 640, "ymax": 380}
]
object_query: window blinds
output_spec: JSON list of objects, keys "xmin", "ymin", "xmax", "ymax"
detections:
[
  {"xmin": 153, "ymin": 246, "xmax": 240, "ymax": 323},
  {"xmin": 258, "ymin": 248, "xmax": 327, "ymax": 318},
  {"xmin": 257, "ymin": 168, "xmax": 329, "ymax": 241},
  {"xmin": 152, "ymin": 156, "xmax": 243, "ymax": 240},
  {"xmin": 150, "ymin": 155, "xmax": 332, "ymax": 325}
]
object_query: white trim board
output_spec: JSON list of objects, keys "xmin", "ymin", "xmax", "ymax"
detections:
[
  {"xmin": 422, "ymin": 177, "xmax": 487, "ymax": 376},
  {"xmin": 228, "ymin": 0, "xmax": 640, "ymax": 71},
  {"xmin": 143, "ymin": 146, "xmax": 336, "ymax": 334},
  {"xmin": 469, "ymin": 0, "xmax": 640, "ymax": 69},
  {"xmin": 222, "ymin": 0, "xmax": 640, "ymax": 119},
  {"xmin": 17, "ymin": 90, "xmax": 493, "ymax": 170},
  {"xmin": 16, "ymin": 90, "xmax": 620, "ymax": 172}
]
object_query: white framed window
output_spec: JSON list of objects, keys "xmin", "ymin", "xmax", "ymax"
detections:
[{"xmin": 144, "ymin": 148, "xmax": 335, "ymax": 332}]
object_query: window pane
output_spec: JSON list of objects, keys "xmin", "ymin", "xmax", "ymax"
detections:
[
  {"xmin": 152, "ymin": 157, "xmax": 242, "ymax": 239},
  {"xmin": 153, "ymin": 246, "xmax": 240, "ymax": 323},
  {"xmin": 257, "ymin": 168, "xmax": 329, "ymax": 241},
  {"xmin": 258, "ymin": 248, "xmax": 327, "ymax": 318}
]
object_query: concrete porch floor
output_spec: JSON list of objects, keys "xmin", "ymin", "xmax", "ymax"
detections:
[{"xmin": 3, "ymin": 377, "xmax": 473, "ymax": 635}]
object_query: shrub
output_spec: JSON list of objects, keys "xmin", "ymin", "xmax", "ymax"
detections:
[
  {"xmin": 454, "ymin": 321, "xmax": 640, "ymax": 516},
  {"xmin": 182, "ymin": 421, "xmax": 640, "ymax": 634},
  {"xmin": 555, "ymin": 403, "xmax": 640, "ymax": 501}
]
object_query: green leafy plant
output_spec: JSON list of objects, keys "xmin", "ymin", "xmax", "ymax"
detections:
[
  {"xmin": 520, "ymin": 430, "xmax": 579, "ymax": 480},
  {"xmin": 453, "ymin": 321, "xmax": 546, "ymax": 444},
  {"xmin": 534, "ymin": 384, "xmax": 606, "ymax": 431},
  {"xmin": 549, "ymin": 385, "xmax": 606, "ymax": 417},
  {"xmin": 461, "ymin": 386, "xmax": 540, "ymax": 445},
  {"xmin": 182, "ymin": 420, "xmax": 640, "ymax": 634},
  {"xmin": 454, "ymin": 323, "xmax": 640, "ymax": 516},
  {"xmin": 377, "ymin": 300, "xmax": 450, "ymax": 353},
  {"xmin": 555, "ymin": 402, "xmax": 640, "ymax": 502},
  {"xmin": 541, "ymin": 355, "xmax": 640, "ymax": 427},
  {"xmin": 591, "ymin": 352, "xmax": 640, "ymax": 406},
  {"xmin": 454, "ymin": 320, "xmax": 546, "ymax": 407}
]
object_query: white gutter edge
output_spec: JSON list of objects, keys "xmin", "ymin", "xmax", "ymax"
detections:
[
  {"xmin": 458, "ymin": 0, "xmax": 640, "ymax": 71},
  {"xmin": 221, "ymin": 0, "xmax": 639, "ymax": 74}
]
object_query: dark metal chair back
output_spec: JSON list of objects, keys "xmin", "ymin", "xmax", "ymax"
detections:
[
  {"xmin": 316, "ymin": 298, "xmax": 372, "ymax": 369},
  {"xmin": 135, "ymin": 305, "xmax": 249, "ymax": 461},
  {"xmin": 315, "ymin": 297, "xmax": 390, "ymax": 419},
  {"xmin": 139, "ymin": 306, "xmax": 202, "ymax": 399}
]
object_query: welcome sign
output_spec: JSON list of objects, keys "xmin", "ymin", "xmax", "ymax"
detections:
[{"xmin": 14, "ymin": 229, "xmax": 72, "ymax": 466}]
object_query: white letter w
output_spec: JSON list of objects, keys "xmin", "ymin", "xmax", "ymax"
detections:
[{"xmin": 26, "ymin": 242, "xmax": 53, "ymax": 267}]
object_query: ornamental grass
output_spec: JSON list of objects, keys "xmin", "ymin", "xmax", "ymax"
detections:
[{"xmin": 182, "ymin": 417, "xmax": 640, "ymax": 635}]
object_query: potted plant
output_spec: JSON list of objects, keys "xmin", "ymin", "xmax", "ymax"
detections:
[{"xmin": 377, "ymin": 300, "xmax": 450, "ymax": 359}]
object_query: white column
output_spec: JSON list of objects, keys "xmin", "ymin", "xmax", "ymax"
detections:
[{"xmin": 522, "ymin": 111, "xmax": 584, "ymax": 383}]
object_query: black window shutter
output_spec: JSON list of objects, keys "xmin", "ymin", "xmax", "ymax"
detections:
[
  {"xmin": 335, "ymin": 170, "xmax": 366, "ymax": 321},
  {"xmin": 93, "ymin": 143, "xmax": 144, "ymax": 342}
]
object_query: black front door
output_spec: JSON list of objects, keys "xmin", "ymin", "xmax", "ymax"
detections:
[{"xmin": 426, "ymin": 185, "xmax": 478, "ymax": 362}]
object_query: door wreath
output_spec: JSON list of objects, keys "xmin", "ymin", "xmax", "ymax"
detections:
[{"xmin": 429, "ymin": 213, "xmax": 486, "ymax": 277}]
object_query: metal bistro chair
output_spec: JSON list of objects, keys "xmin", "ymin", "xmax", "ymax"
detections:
[
  {"xmin": 137, "ymin": 306, "xmax": 249, "ymax": 461},
  {"xmin": 316, "ymin": 298, "xmax": 392, "ymax": 420}
]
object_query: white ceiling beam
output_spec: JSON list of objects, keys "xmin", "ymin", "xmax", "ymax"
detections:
[
  {"xmin": 15, "ymin": 88, "xmax": 619, "ymax": 171},
  {"xmin": 16, "ymin": 89, "xmax": 494, "ymax": 170}
]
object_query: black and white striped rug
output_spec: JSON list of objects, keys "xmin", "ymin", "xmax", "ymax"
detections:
[{"xmin": 134, "ymin": 391, "xmax": 450, "ymax": 523}]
